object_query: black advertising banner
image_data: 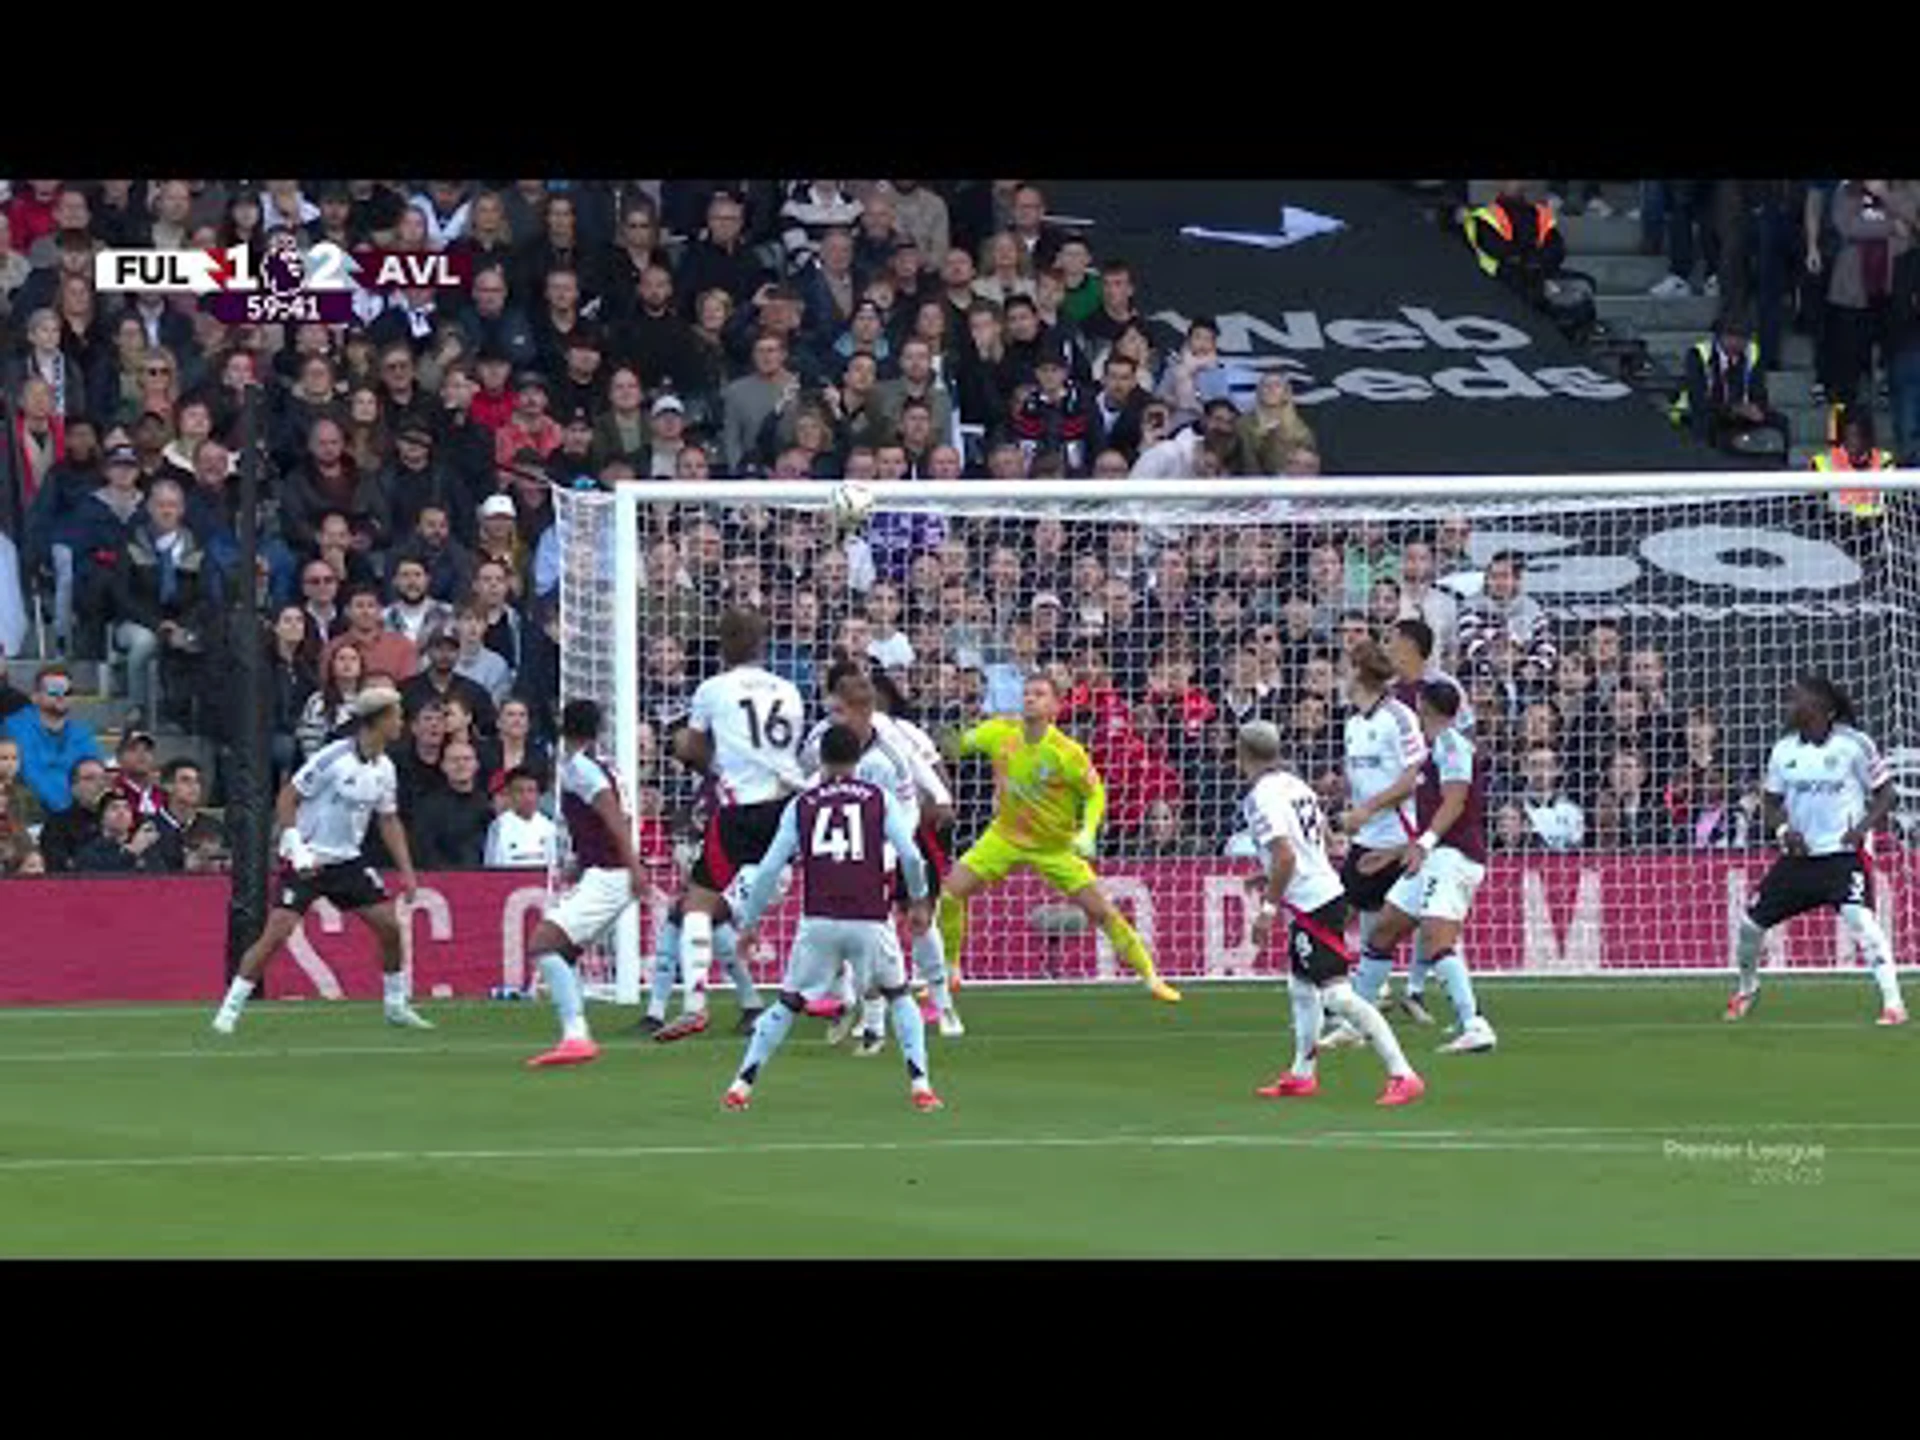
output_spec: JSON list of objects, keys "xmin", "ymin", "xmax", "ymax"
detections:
[{"xmin": 1040, "ymin": 179, "xmax": 1732, "ymax": 476}]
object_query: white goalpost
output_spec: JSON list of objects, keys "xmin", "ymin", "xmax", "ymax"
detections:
[{"xmin": 554, "ymin": 473, "xmax": 1920, "ymax": 990}]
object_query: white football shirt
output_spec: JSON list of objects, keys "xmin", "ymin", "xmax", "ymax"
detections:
[
  {"xmin": 486, "ymin": 809, "xmax": 559, "ymax": 869},
  {"xmin": 1765, "ymin": 724, "xmax": 1888, "ymax": 857},
  {"xmin": 1242, "ymin": 768, "xmax": 1343, "ymax": 914},
  {"xmin": 688, "ymin": 665, "xmax": 807, "ymax": 806},
  {"xmin": 1344, "ymin": 695, "xmax": 1425, "ymax": 849},
  {"xmin": 291, "ymin": 738, "xmax": 399, "ymax": 865},
  {"xmin": 798, "ymin": 713, "xmax": 942, "ymax": 831}
]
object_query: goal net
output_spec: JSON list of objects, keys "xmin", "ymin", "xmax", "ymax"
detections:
[{"xmin": 553, "ymin": 475, "xmax": 1920, "ymax": 985}]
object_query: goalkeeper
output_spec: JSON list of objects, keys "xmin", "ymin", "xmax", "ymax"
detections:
[{"xmin": 938, "ymin": 674, "xmax": 1181, "ymax": 1004}]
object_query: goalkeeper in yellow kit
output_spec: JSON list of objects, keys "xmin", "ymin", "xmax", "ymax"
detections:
[{"xmin": 938, "ymin": 674, "xmax": 1181, "ymax": 1003}]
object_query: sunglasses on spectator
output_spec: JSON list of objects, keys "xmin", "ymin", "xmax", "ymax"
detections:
[
  {"xmin": 145, "ymin": 365, "xmax": 173, "ymax": 376},
  {"xmin": 44, "ymin": 680, "xmax": 71, "ymax": 697}
]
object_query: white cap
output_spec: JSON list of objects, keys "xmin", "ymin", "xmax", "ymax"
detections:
[{"xmin": 479, "ymin": 494, "xmax": 516, "ymax": 520}]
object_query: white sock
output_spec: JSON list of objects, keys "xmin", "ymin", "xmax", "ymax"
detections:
[
  {"xmin": 911, "ymin": 930, "xmax": 955, "ymax": 1012},
  {"xmin": 1286, "ymin": 976, "xmax": 1323, "ymax": 1078},
  {"xmin": 220, "ymin": 976, "xmax": 255, "ymax": 1014},
  {"xmin": 1734, "ymin": 915, "xmax": 1765, "ymax": 994},
  {"xmin": 1324, "ymin": 980, "xmax": 1414, "ymax": 1079},
  {"xmin": 1843, "ymin": 905, "xmax": 1904, "ymax": 1010},
  {"xmin": 382, "ymin": 971, "xmax": 408, "ymax": 1009},
  {"xmin": 862, "ymin": 995, "xmax": 888, "ymax": 1037},
  {"xmin": 681, "ymin": 910, "xmax": 714, "ymax": 1016}
]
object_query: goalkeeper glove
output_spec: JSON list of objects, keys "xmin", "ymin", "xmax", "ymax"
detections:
[{"xmin": 1071, "ymin": 830, "xmax": 1098, "ymax": 859}]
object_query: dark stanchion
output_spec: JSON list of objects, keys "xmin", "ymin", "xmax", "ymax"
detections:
[{"xmin": 223, "ymin": 382, "xmax": 270, "ymax": 982}]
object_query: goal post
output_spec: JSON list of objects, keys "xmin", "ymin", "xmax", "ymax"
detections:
[{"xmin": 555, "ymin": 472, "xmax": 1920, "ymax": 986}]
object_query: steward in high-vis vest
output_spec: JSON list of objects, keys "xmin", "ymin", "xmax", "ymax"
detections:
[
  {"xmin": 1463, "ymin": 185, "xmax": 1566, "ymax": 305},
  {"xmin": 1671, "ymin": 316, "xmax": 1788, "ymax": 457},
  {"xmin": 1811, "ymin": 408, "xmax": 1897, "ymax": 518}
]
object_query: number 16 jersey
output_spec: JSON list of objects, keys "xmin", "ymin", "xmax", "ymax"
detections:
[
  {"xmin": 1243, "ymin": 768, "xmax": 1344, "ymax": 914},
  {"xmin": 689, "ymin": 664, "xmax": 807, "ymax": 806}
]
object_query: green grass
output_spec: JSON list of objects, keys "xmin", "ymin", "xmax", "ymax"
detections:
[{"xmin": 0, "ymin": 980, "xmax": 1915, "ymax": 1257}]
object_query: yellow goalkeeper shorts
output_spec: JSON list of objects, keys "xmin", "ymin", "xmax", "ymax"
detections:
[{"xmin": 956, "ymin": 830, "xmax": 1097, "ymax": 896}]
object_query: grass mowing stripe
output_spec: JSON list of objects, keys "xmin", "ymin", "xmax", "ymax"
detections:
[{"xmin": 2, "ymin": 1125, "xmax": 1916, "ymax": 1173}]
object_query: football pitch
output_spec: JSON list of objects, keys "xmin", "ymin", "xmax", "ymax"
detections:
[{"xmin": 1, "ymin": 979, "xmax": 1914, "ymax": 1258}]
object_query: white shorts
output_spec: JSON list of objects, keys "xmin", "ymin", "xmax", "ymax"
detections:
[
  {"xmin": 1385, "ymin": 847, "xmax": 1486, "ymax": 924},
  {"xmin": 546, "ymin": 867, "xmax": 637, "ymax": 949},
  {"xmin": 782, "ymin": 917, "xmax": 906, "ymax": 998}
]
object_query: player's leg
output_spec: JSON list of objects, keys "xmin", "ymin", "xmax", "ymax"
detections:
[
  {"xmin": 1401, "ymin": 928, "xmax": 1439, "ymax": 1025},
  {"xmin": 937, "ymin": 832, "xmax": 1018, "ymax": 992},
  {"xmin": 1423, "ymin": 856, "xmax": 1493, "ymax": 1052},
  {"xmin": 672, "ymin": 803, "xmax": 785, "ymax": 1038},
  {"xmin": 358, "ymin": 898, "xmax": 434, "ymax": 1029},
  {"xmin": 212, "ymin": 906, "xmax": 304, "ymax": 1032},
  {"xmin": 1053, "ymin": 851, "xmax": 1180, "ymax": 1002},
  {"xmin": 1729, "ymin": 857, "xmax": 1804, "ymax": 1019},
  {"xmin": 725, "ymin": 920, "xmax": 837, "ymax": 1109},
  {"xmin": 525, "ymin": 917, "xmax": 598, "ymax": 1065},
  {"xmin": 865, "ymin": 922, "xmax": 940, "ymax": 1108},
  {"xmin": 913, "ymin": 826, "xmax": 962, "ymax": 1032},
  {"xmin": 1837, "ymin": 857, "xmax": 1907, "ymax": 1024},
  {"xmin": 641, "ymin": 905, "xmax": 682, "ymax": 1034},
  {"xmin": 1283, "ymin": 898, "xmax": 1423, "ymax": 1105}
]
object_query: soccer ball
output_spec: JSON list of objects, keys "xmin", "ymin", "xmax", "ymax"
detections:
[{"xmin": 828, "ymin": 481, "xmax": 876, "ymax": 533}]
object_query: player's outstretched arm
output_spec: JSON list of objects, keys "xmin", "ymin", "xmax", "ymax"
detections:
[
  {"xmin": 885, "ymin": 796, "xmax": 931, "ymax": 925},
  {"xmin": 271, "ymin": 779, "xmax": 311, "ymax": 871},
  {"xmin": 1070, "ymin": 751, "xmax": 1107, "ymax": 858}
]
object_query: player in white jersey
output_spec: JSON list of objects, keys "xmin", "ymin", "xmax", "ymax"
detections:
[
  {"xmin": 213, "ymin": 685, "xmax": 432, "ymax": 1033},
  {"xmin": 1729, "ymin": 676, "xmax": 1907, "ymax": 1025},
  {"xmin": 654, "ymin": 609, "xmax": 808, "ymax": 1042},
  {"xmin": 1323, "ymin": 641, "xmax": 1427, "ymax": 1051},
  {"xmin": 1384, "ymin": 616, "xmax": 1471, "ymax": 1022},
  {"xmin": 799, "ymin": 664, "xmax": 964, "ymax": 1048},
  {"xmin": 517, "ymin": 699, "xmax": 659, "ymax": 1066},
  {"xmin": 872, "ymin": 669, "xmax": 962, "ymax": 1026},
  {"xmin": 1236, "ymin": 721, "xmax": 1424, "ymax": 1106}
]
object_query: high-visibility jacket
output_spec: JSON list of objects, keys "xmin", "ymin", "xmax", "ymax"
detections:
[
  {"xmin": 1671, "ymin": 339, "xmax": 1763, "ymax": 424},
  {"xmin": 1812, "ymin": 445, "xmax": 1895, "ymax": 518},
  {"xmin": 1464, "ymin": 200, "xmax": 1559, "ymax": 278}
]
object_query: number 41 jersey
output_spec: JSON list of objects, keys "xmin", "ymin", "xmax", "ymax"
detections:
[
  {"xmin": 1243, "ymin": 768, "xmax": 1344, "ymax": 914},
  {"xmin": 689, "ymin": 664, "xmax": 807, "ymax": 806}
]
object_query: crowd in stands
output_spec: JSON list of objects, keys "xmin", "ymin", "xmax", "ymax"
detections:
[
  {"xmin": 0, "ymin": 179, "xmax": 1789, "ymax": 882},
  {"xmin": 1461, "ymin": 180, "xmax": 1920, "ymax": 470}
]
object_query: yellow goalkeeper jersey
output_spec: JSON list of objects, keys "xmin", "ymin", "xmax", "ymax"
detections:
[{"xmin": 959, "ymin": 719, "xmax": 1106, "ymax": 850}]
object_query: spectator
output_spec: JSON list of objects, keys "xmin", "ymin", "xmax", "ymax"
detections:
[
  {"xmin": 2, "ymin": 664, "xmax": 100, "ymax": 814},
  {"xmin": 6, "ymin": 377, "xmax": 66, "ymax": 514},
  {"xmin": 266, "ymin": 602, "xmax": 317, "ymax": 782},
  {"xmin": 280, "ymin": 417, "xmax": 386, "ymax": 560},
  {"xmin": 1671, "ymin": 312, "xmax": 1788, "ymax": 460},
  {"xmin": 486, "ymin": 698, "xmax": 549, "ymax": 803},
  {"xmin": 6, "ymin": 309, "xmax": 86, "ymax": 423},
  {"xmin": 391, "ymin": 504, "xmax": 474, "ymax": 605},
  {"xmin": 322, "ymin": 582, "xmax": 419, "ymax": 684},
  {"xmin": 147, "ymin": 757, "xmax": 223, "ymax": 872},
  {"xmin": 1516, "ymin": 744, "xmax": 1585, "ymax": 852},
  {"xmin": 1394, "ymin": 537, "xmax": 1460, "ymax": 663},
  {"xmin": 473, "ymin": 494, "xmax": 529, "ymax": 601},
  {"xmin": 1890, "ymin": 206, "xmax": 1920, "ymax": 465},
  {"xmin": 1087, "ymin": 352, "xmax": 1148, "ymax": 462},
  {"xmin": 1232, "ymin": 374, "xmax": 1318, "ymax": 476},
  {"xmin": 1457, "ymin": 551, "xmax": 1553, "ymax": 681},
  {"xmin": 879, "ymin": 183, "xmax": 949, "ymax": 279},
  {"xmin": 485, "ymin": 765, "xmax": 559, "ymax": 868},
  {"xmin": 588, "ymin": 368, "xmax": 651, "ymax": 475},
  {"xmin": 107, "ymin": 729, "xmax": 164, "ymax": 818},
  {"xmin": 1664, "ymin": 705, "xmax": 1744, "ymax": 850},
  {"xmin": 413, "ymin": 737, "xmax": 492, "ymax": 870},
  {"xmin": 297, "ymin": 557, "xmax": 348, "ymax": 642},
  {"xmin": 457, "ymin": 268, "xmax": 538, "ymax": 374},
  {"xmin": 297, "ymin": 640, "xmax": 372, "ymax": 760},
  {"xmin": 106, "ymin": 478, "xmax": 219, "ymax": 728},
  {"xmin": 780, "ymin": 181, "xmax": 862, "ymax": 273},
  {"xmin": 1594, "ymin": 747, "xmax": 1670, "ymax": 850},
  {"xmin": 448, "ymin": 604, "xmax": 512, "ymax": 711},
  {"xmin": 379, "ymin": 421, "xmax": 458, "ymax": 548},
  {"xmin": 384, "ymin": 557, "xmax": 455, "ymax": 648},
  {"xmin": 0, "ymin": 734, "xmax": 42, "ymax": 831},
  {"xmin": 1156, "ymin": 318, "xmax": 1231, "ymax": 429},
  {"xmin": 471, "ymin": 557, "xmax": 526, "ymax": 676},
  {"xmin": 394, "ymin": 696, "xmax": 450, "ymax": 823},
  {"xmin": 371, "ymin": 343, "xmax": 435, "ymax": 435},
  {"xmin": 675, "ymin": 192, "xmax": 768, "ymax": 322},
  {"xmin": 611, "ymin": 265, "xmax": 704, "ymax": 397},
  {"xmin": 73, "ymin": 790, "xmax": 163, "ymax": 873},
  {"xmin": 765, "ymin": 587, "xmax": 824, "ymax": 698},
  {"xmin": 1463, "ymin": 181, "xmax": 1567, "ymax": 311},
  {"xmin": 339, "ymin": 384, "xmax": 388, "ymax": 475},
  {"xmin": 1823, "ymin": 181, "xmax": 1917, "ymax": 417},
  {"xmin": 721, "ymin": 333, "xmax": 799, "ymax": 473},
  {"xmin": 35, "ymin": 756, "xmax": 106, "ymax": 871},
  {"xmin": 513, "ymin": 193, "xmax": 606, "ymax": 315},
  {"xmin": 0, "ymin": 213, "xmax": 28, "ymax": 322},
  {"xmin": 1128, "ymin": 398, "xmax": 1238, "ymax": 480},
  {"xmin": 405, "ymin": 625, "xmax": 498, "ymax": 735},
  {"xmin": 492, "ymin": 373, "xmax": 563, "ymax": 468}
]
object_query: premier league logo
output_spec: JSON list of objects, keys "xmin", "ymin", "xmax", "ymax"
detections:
[{"xmin": 260, "ymin": 232, "xmax": 307, "ymax": 298}]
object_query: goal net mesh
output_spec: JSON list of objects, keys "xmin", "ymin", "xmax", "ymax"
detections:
[{"xmin": 554, "ymin": 481, "xmax": 1920, "ymax": 982}]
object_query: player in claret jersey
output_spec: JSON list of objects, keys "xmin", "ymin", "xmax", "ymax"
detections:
[
  {"xmin": 655, "ymin": 609, "xmax": 807, "ymax": 1043},
  {"xmin": 724, "ymin": 725, "xmax": 941, "ymax": 1111},
  {"xmin": 1322, "ymin": 641, "xmax": 1427, "ymax": 1051},
  {"xmin": 799, "ymin": 664, "xmax": 964, "ymax": 1050},
  {"xmin": 939, "ymin": 673, "xmax": 1180, "ymax": 1002},
  {"xmin": 1357, "ymin": 680, "xmax": 1498, "ymax": 1054},
  {"xmin": 1237, "ymin": 721, "xmax": 1424, "ymax": 1106},
  {"xmin": 1729, "ymin": 676, "xmax": 1908, "ymax": 1025},
  {"xmin": 520, "ymin": 699, "xmax": 654, "ymax": 1067},
  {"xmin": 1383, "ymin": 617, "xmax": 1472, "ymax": 1022}
]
